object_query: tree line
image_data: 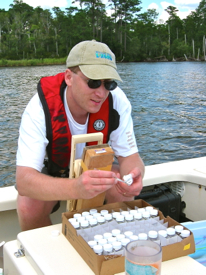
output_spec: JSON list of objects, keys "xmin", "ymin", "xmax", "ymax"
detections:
[{"xmin": 0, "ymin": 0, "xmax": 206, "ymax": 62}]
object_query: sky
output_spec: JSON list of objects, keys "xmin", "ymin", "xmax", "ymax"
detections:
[{"xmin": 0, "ymin": 0, "xmax": 202, "ymax": 23}]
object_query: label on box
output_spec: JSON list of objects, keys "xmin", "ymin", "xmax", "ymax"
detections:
[{"xmin": 95, "ymin": 149, "xmax": 106, "ymax": 154}]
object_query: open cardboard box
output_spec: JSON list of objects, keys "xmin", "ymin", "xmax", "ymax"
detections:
[{"xmin": 62, "ymin": 200, "xmax": 195, "ymax": 275}]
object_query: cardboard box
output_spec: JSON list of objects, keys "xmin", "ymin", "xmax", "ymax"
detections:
[{"xmin": 62, "ymin": 200, "xmax": 195, "ymax": 275}]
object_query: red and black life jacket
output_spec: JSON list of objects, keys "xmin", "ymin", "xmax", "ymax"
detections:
[{"xmin": 37, "ymin": 72, "xmax": 119, "ymax": 177}]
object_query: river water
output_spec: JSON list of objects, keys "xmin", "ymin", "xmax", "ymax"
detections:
[{"xmin": 0, "ymin": 62, "xmax": 206, "ymax": 187}]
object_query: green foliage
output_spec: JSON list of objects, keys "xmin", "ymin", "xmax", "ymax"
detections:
[{"xmin": 0, "ymin": 0, "xmax": 205, "ymax": 62}]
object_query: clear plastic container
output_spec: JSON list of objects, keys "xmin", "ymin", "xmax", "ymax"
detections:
[
  {"xmin": 80, "ymin": 220, "xmax": 90, "ymax": 229},
  {"xmin": 103, "ymin": 243, "xmax": 113, "ymax": 255},
  {"xmin": 180, "ymin": 229, "xmax": 190, "ymax": 239},
  {"xmin": 112, "ymin": 241, "xmax": 123, "ymax": 254},
  {"xmin": 167, "ymin": 227, "xmax": 176, "ymax": 238},
  {"xmin": 89, "ymin": 218, "xmax": 98, "ymax": 228},
  {"xmin": 148, "ymin": 230, "xmax": 160, "ymax": 244}
]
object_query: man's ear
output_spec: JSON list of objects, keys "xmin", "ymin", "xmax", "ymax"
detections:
[{"xmin": 65, "ymin": 69, "xmax": 72, "ymax": 86}]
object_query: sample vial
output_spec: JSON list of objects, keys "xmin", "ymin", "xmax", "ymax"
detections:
[
  {"xmin": 167, "ymin": 227, "xmax": 176, "ymax": 238},
  {"xmin": 142, "ymin": 211, "xmax": 150, "ymax": 220},
  {"xmin": 107, "ymin": 237, "xmax": 117, "ymax": 245},
  {"xmin": 116, "ymin": 215, "xmax": 125, "ymax": 224},
  {"xmin": 72, "ymin": 221, "xmax": 80, "ymax": 231},
  {"xmin": 97, "ymin": 216, "xmax": 106, "ymax": 225},
  {"xmin": 112, "ymin": 212, "xmax": 121, "ymax": 219},
  {"xmin": 124, "ymin": 231, "xmax": 133, "ymax": 238},
  {"xmin": 138, "ymin": 208, "xmax": 145, "ymax": 214},
  {"xmin": 129, "ymin": 235, "xmax": 138, "ymax": 241},
  {"xmin": 104, "ymin": 213, "xmax": 113, "ymax": 223},
  {"xmin": 148, "ymin": 230, "xmax": 160, "ymax": 244},
  {"xmin": 93, "ymin": 244, "xmax": 103, "ymax": 255},
  {"xmin": 125, "ymin": 214, "xmax": 134, "ymax": 223},
  {"xmin": 103, "ymin": 232, "xmax": 113, "ymax": 240},
  {"xmin": 121, "ymin": 211, "xmax": 130, "ymax": 217},
  {"xmin": 73, "ymin": 213, "xmax": 81, "ymax": 219},
  {"xmin": 82, "ymin": 211, "xmax": 90, "ymax": 217},
  {"xmin": 89, "ymin": 209, "xmax": 98, "ymax": 215},
  {"xmin": 129, "ymin": 209, "xmax": 138, "ymax": 216},
  {"xmin": 88, "ymin": 240, "xmax": 97, "ymax": 248},
  {"xmin": 150, "ymin": 209, "xmax": 158, "ymax": 218},
  {"xmin": 85, "ymin": 215, "xmax": 94, "ymax": 221},
  {"xmin": 68, "ymin": 218, "xmax": 76, "ymax": 224},
  {"xmin": 180, "ymin": 230, "xmax": 190, "ymax": 239},
  {"xmin": 100, "ymin": 210, "xmax": 109, "ymax": 216},
  {"xmin": 112, "ymin": 229, "xmax": 121, "ymax": 237},
  {"xmin": 112, "ymin": 241, "xmax": 123, "ymax": 254},
  {"xmin": 138, "ymin": 233, "xmax": 148, "ymax": 240},
  {"xmin": 94, "ymin": 234, "xmax": 104, "ymax": 242},
  {"xmin": 121, "ymin": 238, "xmax": 130, "ymax": 248},
  {"xmin": 175, "ymin": 225, "xmax": 184, "ymax": 235},
  {"xmin": 80, "ymin": 220, "xmax": 90, "ymax": 229},
  {"xmin": 145, "ymin": 206, "xmax": 153, "ymax": 213},
  {"xmin": 98, "ymin": 238, "xmax": 108, "ymax": 246},
  {"xmin": 89, "ymin": 218, "xmax": 98, "ymax": 228},
  {"xmin": 93, "ymin": 213, "xmax": 101, "ymax": 219},
  {"xmin": 158, "ymin": 230, "xmax": 168, "ymax": 238},
  {"xmin": 103, "ymin": 243, "xmax": 113, "ymax": 255},
  {"xmin": 134, "ymin": 212, "xmax": 143, "ymax": 221},
  {"xmin": 116, "ymin": 234, "xmax": 125, "ymax": 242}
]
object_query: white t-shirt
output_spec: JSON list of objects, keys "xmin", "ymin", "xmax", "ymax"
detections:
[{"xmin": 16, "ymin": 86, "xmax": 138, "ymax": 172}]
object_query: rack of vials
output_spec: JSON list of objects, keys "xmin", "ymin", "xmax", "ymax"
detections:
[{"xmin": 68, "ymin": 206, "xmax": 190, "ymax": 256}]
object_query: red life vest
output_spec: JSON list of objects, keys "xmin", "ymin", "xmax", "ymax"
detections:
[{"xmin": 37, "ymin": 72, "xmax": 119, "ymax": 177}]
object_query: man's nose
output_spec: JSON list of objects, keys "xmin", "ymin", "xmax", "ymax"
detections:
[{"xmin": 94, "ymin": 83, "xmax": 108, "ymax": 98}]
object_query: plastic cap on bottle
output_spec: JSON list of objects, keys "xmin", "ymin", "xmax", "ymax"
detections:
[
  {"xmin": 97, "ymin": 216, "xmax": 105, "ymax": 223},
  {"xmin": 82, "ymin": 211, "xmax": 90, "ymax": 217},
  {"xmin": 94, "ymin": 234, "xmax": 103, "ymax": 241},
  {"xmin": 103, "ymin": 243, "xmax": 113, "ymax": 253},
  {"xmin": 145, "ymin": 206, "xmax": 153, "ymax": 213},
  {"xmin": 116, "ymin": 215, "xmax": 125, "ymax": 222},
  {"xmin": 104, "ymin": 213, "xmax": 113, "ymax": 221},
  {"xmin": 107, "ymin": 237, "xmax": 117, "ymax": 244},
  {"xmin": 150, "ymin": 209, "xmax": 158, "ymax": 216},
  {"xmin": 80, "ymin": 220, "xmax": 89, "ymax": 228},
  {"xmin": 124, "ymin": 231, "xmax": 133, "ymax": 238},
  {"xmin": 93, "ymin": 213, "xmax": 101, "ymax": 218},
  {"xmin": 129, "ymin": 209, "xmax": 138, "ymax": 215},
  {"xmin": 103, "ymin": 232, "xmax": 113, "ymax": 240},
  {"xmin": 143, "ymin": 212, "xmax": 150, "ymax": 219},
  {"xmin": 77, "ymin": 216, "xmax": 86, "ymax": 222},
  {"xmin": 125, "ymin": 214, "xmax": 134, "ymax": 221},
  {"xmin": 121, "ymin": 238, "xmax": 130, "ymax": 246},
  {"xmin": 89, "ymin": 209, "xmax": 98, "ymax": 215},
  {"xmin": 158, "ymin": 230, "xmax": 167, "ymax": 238},
  {"xmin": 121, "ymin": 211, "xmax": 130, "ymax": 217},
  {"xmin": 100, "ymin": 210, "xmax": 109, "ymax": 216},
  {"xmin": 175, "ymin": 225, "xmax": 183, "ymax": 233},
  {"xmin": 112, "ymin": 241, "xmax": 122, "ymax": 250},
  {"xmin": 148, "ymin": 230, "xmax": 158, "ymax": 238},
  {"xmin": 72, "ymin": 221, "xmax": 80, "ymax": 229},
  {"xmin": 68, "ymin": 218, "xmax": 76, "ymax": 224},
  {"xmin": 129, "ymin": 235, "xmax": 139, "ymax": 241},
  {"xmin": 112, "ymin": 212, "xmax": 121, "ymax": 218},
  {"xmin": 138, "ymin": 208, "xmax": 145, "ymax": 214},
  {"xmin": 180, "ymin": 230, "xmax": 190, "ymax": 238},
  {"xmin": 73, "ymin": 213, "xmax": 81, "ymax": 219},
  {"xmin": 88, "ymin": 240, "xmax": 97, "ymax": 248},
  {"xmin": 98, "ymin": 238, "xmax": 107, "ymax": 246},
  {"xmin": 112, "ymin": 229, "xmax": 121, "ymax": 237},
  {"xmin": 93, "ymin": 244, "xmax": 103, "ymax": 254},
  {"xmin": 134, "ymin": 212, "xmax": 142, "ymax": 220},
  {"xmin": 116, "ymin": 234, "xmax": 125, "ymax": 241},
  {"xmin": 167, "ymin": 227, "xmax": 176, "ymax": 236},
  {"xmin": 138, "ymin": 233, "xmax": 148, "ymax": 240},
  {"xmin": 85, "ymin": 215, "xmax": 94, "ymax": 221},
  {"xmin": 89, "ymin": 218, "xmax": 98, "ymax": 226}
]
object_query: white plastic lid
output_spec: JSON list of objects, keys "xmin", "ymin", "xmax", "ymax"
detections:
[
  {"xmin": 134, "ymin": 212, "xmax": 142, "ymax": 220},
  {"xmin": 89, "ymin": 209, "xmax": 98, "ymax": 215},
  {"xmin": 180, "ymin": 230, "xmax": 190, "ymax": 238},
  {"xmin": 150, "ymin": 209, "xmax": 158, "ymax": 216},
  {"xmin": 80, "ymin": 220, "xmax": 89, "ymax": 227},
  {"xmin": 73, "ymin": 213, "xmax": 81, "ymax": 219},
  {"xmin": 116, "ymin": 215, "xmax": 125, "ymax": 222},
  {"xmin": 82, "ymin": 211, "xmax": 90, "ymax": 217},
  {"xmin": 121, "ymin": 211, "xmax": 130, "ymax": 217},
  {"xmin": 93, "ymin": 244, "xmax": 103, "ymax": 254},
  {"xmin": 97, "ymin": 216, "xmax": 105, "ymax": 223},
  {"xmin": 148, "ymin": 230, "xmax": 158, "ymax": 238},
  {"xmin": 89, "ymin": 218, "xmax": 98, "ymax": 226},
  {"xmin": 112, "ymin": 241, "xmax": 122, "ymax": 250},
  {"xmin": 94, "ymin": 234, "xmax": 103, "ymax": 241},
  {"xmin": 103, "ymin": 243, "xmax": 113, "ymax": 253},
  {"xmin": 93, "ymin": 213, "xmax": 101, "ymax": 218},
  {"xmin": 167, "ymin": 227, "xmax": 176, "ymax": 236},
  {"xmin": 125, "ymin": 214, "xmax": 133, "ymax": 221},
  {"xmin": 138, "ymin": 208, "xmax": 145, "ymax": 214},
  {"xmin": 72, "ymin": 221, "xmax": 80, "ymax": 229},
  {"xmin": 68, "ymin": 218, "xmax": 76, "ymax": 224},
  {"xmin": 100, "ymin": 210, "xmax": 109, "ymax": 216},
  {"xmin": 143, "ymin": 212, "xmax": 150, "ymax": 218},
  {"xmin": 112, "ymin": 212, "xmax": 121, "ymax": 218},
  {"xmin": 88, "ymin": 240, "xmax": 97, "ymax": 248},
  {"xmin": 158, "ymin": 230, "xmax": 167, "ymax": 238},
  {"xmin": 112, "ymin": 229, "xmax": 121, "ymax": 236},
  {"xmin": 121, "ymin": 238, "xmax": 130, "ymax": 246},
  {"xmin": 129, "ymin": 235, "xmax": 138, "ymax": 241},
  {"xmin": 124, "ymin": 231, "xmax": 133, "ymax": 238},
  {"xmin": 138, "ymin": 233, "xmax": 148, "ymax": 240},
  {"xmin": 98, "ymin": 238, "xmax": 107, "ymax": 245},
  {"xmin": 85, "ymin": 215, "xmax": 94, "ymax": 221},
  {"xmin": 104, "ymin": 213, "xmax": 113, "ymax": 221},
  {"xmin": 129, "ymin": 209, "xmax": 138, "ymax": 215},
  {"xmin": 175, "ymin": 225, "xmax": 183, "ymax": 233},
  {"xmin": 116, "ymin": 234, "xmax": 125, "ymax": 241},
  {"xmin": 77, "ymin": 216, "xmax": 86, "ymax": 222},
  {"xmin": 103, "ymin": 232, "xmax": 113, "ymax": 239},
  {"xmin": 145, "ymin": 206, "xmax": 153, "ymax": 213},
  {"xmin": 107, "ymin": 237, "xmax": 117, "ymax": 244}
]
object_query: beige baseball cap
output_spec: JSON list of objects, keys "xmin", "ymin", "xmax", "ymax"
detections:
[{"xmin": 66, "ymin": 40, "xmax": 122, "ymax": 81}]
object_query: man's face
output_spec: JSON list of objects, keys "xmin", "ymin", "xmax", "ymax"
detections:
[{"xmin": 66, "ymin": 69, "xmax": 110, "ymax": 115}]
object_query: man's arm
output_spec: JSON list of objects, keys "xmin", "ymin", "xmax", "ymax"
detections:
[{"xmin": 105, "ymin": 152, "xmax": 145, "ymax": 203}]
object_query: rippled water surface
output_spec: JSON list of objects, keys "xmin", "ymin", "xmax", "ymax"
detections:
[{"xmin": 0, "ymin": 62, "xmax": 206, "ymax": 187}]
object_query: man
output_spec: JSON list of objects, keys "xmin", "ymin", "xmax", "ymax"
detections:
[{"xmin": 16, "ymin": 40, "xmax": 145, "ymax": 231}]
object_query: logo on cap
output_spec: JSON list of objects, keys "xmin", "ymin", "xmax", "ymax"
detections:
[
  {"xmin": 96, "ymin": 51, "xmax": 112, "ymax": 61},
  {"xmin": 93, "ymin": 120, "xmax": 105, "ymax": 131}
]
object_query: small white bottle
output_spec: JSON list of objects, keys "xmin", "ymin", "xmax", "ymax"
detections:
[
  {"xmin": 85, "ymin": 215, "xmax": 94, "ymax": 221},
  {"xmin": 73, "ymin": 213, "xmax": 82, "ymax": 219},
  {"xmin": 116, "ymin": 234, "xmax": 125, "ymax": 242},
  {"xmin": 158, "ymin": 230, "xmax": 169, "ymax": 246},
  {"xmin": 93, "ymin": 213, "xmax": 101, "ymax": 219},
  {"xmin": 121, "ymin": 238, "xmax": 130, "ymax": 255},
  {"xmin": 175, "ymin": 225, "xmax": 184, "ymax": 236},
  {"xmin": 138, "ymin": 208, "xmax": 145, "ymax": 214},
  {"xmin": 150, "ymin": 209, "xmax": 158, "ymax": 218},
  {"xmin": 112, "ymin": 212, "xmax": 121, "ymax": 219},
  {"xmin": 72, "ymin": 221, "xmax": 80, "ymax": 231},
  {"xmin": 129, "ymin": 235, "xmax": 138, "ymax": 241},
  {"xmin": 80, "ymin": 220, "xmax": 90, "ymax": 229},
  {"xmin": 89, "ymin": 209, "xmax": 98, "ymax": 215},
  {"xmin": 104, "ymin": 213, "xmax": 113, "ymax": 223},
  {"xmin": 98, "ymin": 238, "xmax": 108, "ymax": 246},
  {"xmin": 121, "ymin": 211, "xmax": 130, "ymax": 217},
  {"xmin": 125, "ymin": 214, "xmax": 134, "ymax": 223},
  {"xmin": 100, "ymin": 210, "xmax": 109, "ymax": 216},
  {"xmin": 88, "ymin": 240, "xmax": 97, "ymax": 248},
  {"xmin": 112, "ymin": 241, "xmax": 123, "ymax": 255},
  {"xmin": 94, "ymin": 234, "xmax": 103, "ymax": 242},
  {"xmin": 124, "ymin": 231, "xmax": 133, "ymax": 239},
  {"xmin": 107, "ymin": 237, "xmax": 117, "ymax": 245},
  {"xmin": 97, "ymin": 216, "xmax": 106, "ymax": 225},
  {"xmin": 82, "ymin": 211, "xmax": 90, "ymax": 217},
  {"xmin": 89, "ymin": 218, "xmax": 98, "ymax": 228},
  {"xmin": 134, "ymin": 212, "xmax": 143, "ymax": 221},
  {"xmin": 145, "ymin": 206, "xmax": 153, "ymax": 213},
  {"xmin": 103, "ymin": 232, "xmax": 113, "ymax": 240},
  {"xmin": 116, "ymin": 215, "xmax": 125, "ymax": 224},
  {"xmin": 138, "ymin": 233, "xmax": 148, "ymax": 240},
  {"xmin": 68, "ymin": 218, "xmax": 76, "ymax": 224},
  {"xmin": 112, "ymin": 229, "xmax": 121, "ymax": 237},
  {"xmin": 142, "ymin": 211, "xmax": 150, "ymax": 220},
  {"xmin": 167, "ymin": 227, "xmax": 176, "ymax": 238},
  {"xmin": 148, "ymin": 230, "xmax": 160, "ymax": 244},
  {"xmin": 93, "ymin": 244, "xmax": 103, "ymax": 255},
  {"xmin": 129, "ymin": 209, "xmax": 138, "ymax": 216},
  {"xmin": 180, "ymin": 229, "xmax": 190, "ymax": 239},
  {"xmin": 103, "ymin": 243, "xmax": 113, "ymax": 255}
]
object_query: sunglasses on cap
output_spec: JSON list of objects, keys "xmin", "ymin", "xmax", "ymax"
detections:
[{"xmin": 87, "ymin": 79, "xmax": 117, "ymax": 91}]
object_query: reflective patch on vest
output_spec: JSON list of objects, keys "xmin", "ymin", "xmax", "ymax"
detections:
[{"xmin": 93, "ymin": 119, "xmax": 105, "ymax": 131}]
